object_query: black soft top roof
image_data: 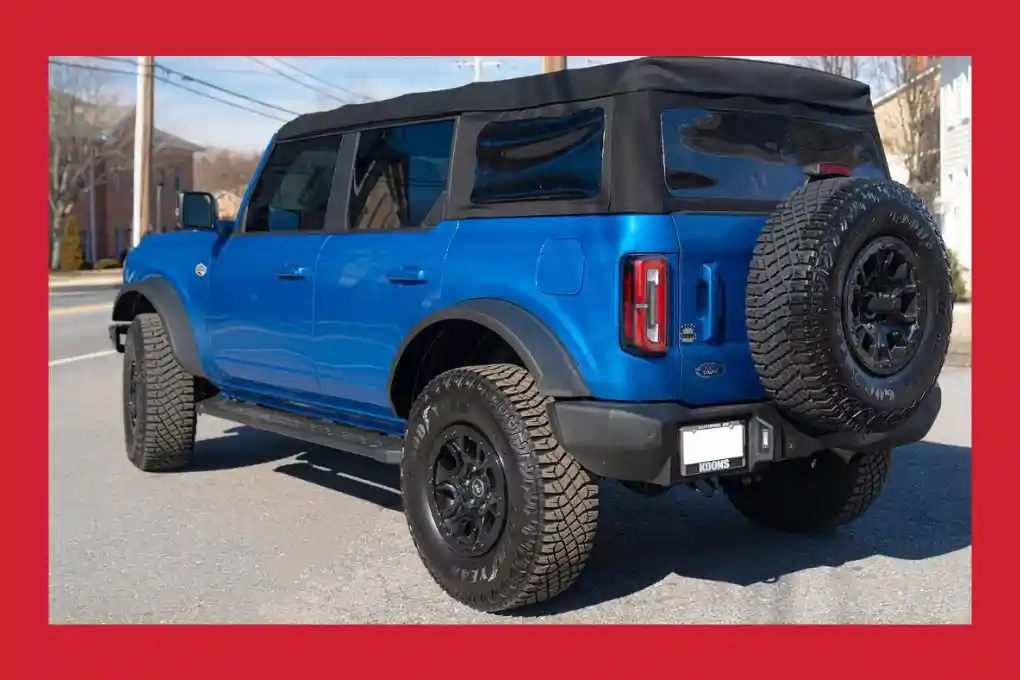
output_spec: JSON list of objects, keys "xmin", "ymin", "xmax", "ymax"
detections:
[{"xmin": 277, "ymin": 56, "xmax": 874, "ymax": 141}]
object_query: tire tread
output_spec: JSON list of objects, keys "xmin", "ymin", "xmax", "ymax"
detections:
[{"xmin": 126, "ymin": 314, "xmax": 196, "ymax": 472}]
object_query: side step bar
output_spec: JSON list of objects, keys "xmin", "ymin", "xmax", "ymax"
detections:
[{"xmin": 198, "ymin": 395, "xmax": 403, "ymax": 465}]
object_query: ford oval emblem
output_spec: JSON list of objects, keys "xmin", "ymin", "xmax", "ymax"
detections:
[{"xmin": 695, "ymin": 361, "xmax": 724, "ymax": 379}]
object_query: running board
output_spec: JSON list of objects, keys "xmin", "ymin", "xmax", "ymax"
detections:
[{"xmin": 197, "ymin": 396, "xmax": 403, "ymax": 465}]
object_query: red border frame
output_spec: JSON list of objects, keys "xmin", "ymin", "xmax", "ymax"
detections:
[{"xmin": 12, "ymin": 0, "xmax": 1000, "ymax": 673}]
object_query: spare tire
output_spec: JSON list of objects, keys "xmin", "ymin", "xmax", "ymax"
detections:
[{"xmin": 746, "ymin": 177, "xmax": 953, "ymax": 434}]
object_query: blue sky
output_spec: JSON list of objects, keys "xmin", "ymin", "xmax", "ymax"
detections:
[{"xmin": 62, "ymin": 56, "xmax": 809, "ymax": 153}]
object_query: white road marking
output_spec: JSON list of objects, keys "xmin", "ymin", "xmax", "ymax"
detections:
[{"xmin": 49, "ymin": 350, "xmax": 117, "ymax": 367}]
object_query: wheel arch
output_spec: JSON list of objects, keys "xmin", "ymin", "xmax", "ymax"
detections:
[
  {"xmin": 112, "ymin": 277, "xmax": 206, "ymax": 378},
  {"xmin": 388, "ymin": 299, "xmax": 591, "ymax": 416}
]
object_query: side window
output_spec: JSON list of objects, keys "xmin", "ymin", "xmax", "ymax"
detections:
[
  {"xmin": 470, "ymin": 107, "xmax": 606, "ymax": 204},
  {"xmin": 245, "ymin": 134, "xmax": 343, "ymax": 233},
  {"xmin": 348, "ymin": 120, "xmax": 455, "ymax": 231}
]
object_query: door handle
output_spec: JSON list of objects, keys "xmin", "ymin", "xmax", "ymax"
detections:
[
  {"xmin": 276, "ymin": 265, "xmax": 309, "ymax": 279},
  {"xmin": 700, "ymin": 262, "xmax": 724, "ymax": 344},
  {"xmin": 386, "ymin": 267, "xmax": 428, "ymax": 284}
]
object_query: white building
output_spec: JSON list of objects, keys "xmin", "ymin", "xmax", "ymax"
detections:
[{"xmin": 939, "ymin": 57, "xmax": 972, "ymax": 293}]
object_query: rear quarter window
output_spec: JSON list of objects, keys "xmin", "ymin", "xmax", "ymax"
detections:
[
  {"xmin": 470, "ymin": 107, "xmax": 606, "ymax": 204},
  {"xmin": 661, "ymin": 108, "xmax": 887, "ymax": 201}
]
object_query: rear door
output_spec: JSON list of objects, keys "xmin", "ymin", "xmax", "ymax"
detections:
[
  {"xmin": 660, "ymin": 107, "xmax": 888, "ymax": 406},
  {"xmin": 312, "ymin": 119, "xmax": 459, "ymax": 426}
]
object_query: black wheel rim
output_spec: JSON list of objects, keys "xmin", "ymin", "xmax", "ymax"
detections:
[
  {"xmin": 426, "ymin": 425, "xmax": 508, "ymax": 558},
  {"xmin": 843, "ymin": 236, "xmax": 926, "ymax": 376},
  {"xmin": 127, "ymin": 358, "xmax": 139, "ymax": 430}
]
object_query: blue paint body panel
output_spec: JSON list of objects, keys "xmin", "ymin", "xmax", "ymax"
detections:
[
  {"xmin": 536, "ymin": 238, "xmax": 585, "ymax": 296},
  {"xmin": 121, "ymin": 128, "xmax": 776, "ymax": 434},
  {"xmin": 124, "ymin": 208, "xmax": 768, "ymax": 424}
]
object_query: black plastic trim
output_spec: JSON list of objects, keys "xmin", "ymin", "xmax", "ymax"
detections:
[
  {"xmin": 546, "ymin": 384, "xmax": 942, "ymax": 487},
  {"xmin": 109, "ymin": 322, "xmax": 129, "ymax": 353},
  {"xmin": 198, "ymin": 395, "xmax": 403, "ymax": 465},
  {"xmin": 388, "ymin": 298, "xmax": 592, "ymax": 412},
  {"xmin": 111, "ymin": 278, "xmax": 207, "ymax": 378},
  {"xmin": 445, "ymin": 99, "xmax": 615, "ymax": 221}
]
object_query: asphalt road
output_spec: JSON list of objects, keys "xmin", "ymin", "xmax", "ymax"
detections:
[
  {"xmin": 49, "ymin": 291, "xmax": 972, "ymax": 624},
  {"xmin": 49, "ymin": 287, "xmax": 119, "ymax": 365}
]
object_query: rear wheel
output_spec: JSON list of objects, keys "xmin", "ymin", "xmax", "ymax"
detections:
[
  {"xmin": 721, "ymin": 450, "xmax": 891, "ymax": 534},
  {"xmin": 400, "ymin": 364, "xmax": 599, "ymax": 613},
  {"xmin": 123, "ymin": 313, "xmax": 196, "ymax": 472}
]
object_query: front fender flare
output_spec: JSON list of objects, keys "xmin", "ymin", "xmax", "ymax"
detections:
[
  {"xmin": 112, "ymin": 277, "xmax": 206, "ymax": 378},
  {"xmin": 389, "ymin": 299, "xmax": 591, "ymax": 408}
]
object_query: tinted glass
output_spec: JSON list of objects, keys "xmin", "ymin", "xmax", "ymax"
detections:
[
  {"xmin": 348, "ymin": 120, "xmax": 455, "ymax": 231},
  {"xmin": 661, "ymin": 108, "xmax": 886, "ymax": 201},
  {"xmin": 471, "ymin": 107, "xmax": 605, "ymax": 204},
  {"xmin": 245, "ymin": 135, "xmax": 343, "ymax": 233}
]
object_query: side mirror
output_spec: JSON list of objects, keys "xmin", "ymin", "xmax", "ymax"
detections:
[{"xmin": 178, "ymin": 191, "xmax": 219, "ymax": 230}]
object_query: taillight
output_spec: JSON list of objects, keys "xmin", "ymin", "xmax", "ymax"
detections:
[
  {"xmin": 804, "ymin": 162, "xmax": 851, "ymax": 180},
  {"xmin": 621, "ymin": 255, "xmax": 668, "ymax": 356}
]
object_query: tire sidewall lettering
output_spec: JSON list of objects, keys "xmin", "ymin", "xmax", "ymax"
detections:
[{"xmin": 401, "ymin": 373, "xmax": 542, "ymax": 602}]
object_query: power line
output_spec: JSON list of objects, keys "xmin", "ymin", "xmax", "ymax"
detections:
[
  {"xmin": 89, "ymin": 56, "xmax": 270, "ymax": 76},
  {"xmin": 84, "ymin": 56, "xmax": 299, "ymax": 117},
  {"xmin": 247, "ymin": 56, "xmax": 358, "ymax": 105},
  {"xmin": 155, "ymin": 62, "xmax": 300, "ymax": 116},
  {"xmin": 86, "ymin": 55, "xmax": 136, "ymax": 66},
  {"xmin": 455, "ymin": 56, "xmax": 502, "ymax": 82},
  {"xmin": 48, "ymin": 59, "xmax": 289, "ymax": 122},
  {"xmin": 271, "ymin": 57, "xmax": 372, "ymax": 102}
]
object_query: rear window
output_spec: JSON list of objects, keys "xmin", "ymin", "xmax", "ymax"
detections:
[{"xmin": 661, "ymin": 108, "xmax": 886, "ymax": 201}]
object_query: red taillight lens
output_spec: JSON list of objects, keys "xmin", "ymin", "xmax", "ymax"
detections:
[{"xmin": 621, "ymin": 255, "xmax": 668, "ymax": 355}]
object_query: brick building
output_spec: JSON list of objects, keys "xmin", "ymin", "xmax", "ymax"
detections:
[{"xmin": 69, "ymin": 107, "xmax": 204, "ymax": 262}]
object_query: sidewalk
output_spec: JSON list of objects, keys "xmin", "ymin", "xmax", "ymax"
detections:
[
  {"xmin": 947, "ymin": 302, "xmax": 972, "ymax": 368},
  {"xmin": 49, "ymin": 269, "xmax": 123, "ymax": 289}
]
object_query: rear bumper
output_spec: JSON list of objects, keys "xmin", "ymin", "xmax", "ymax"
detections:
[{"xmin": 546, "ymin": 385, "xmax": 942, "ymax": 487}]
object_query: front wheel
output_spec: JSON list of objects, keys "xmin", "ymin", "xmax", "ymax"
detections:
[
  {"xmin": 400, "ymin": 364, "xmax": 599, "ymax": 613},
  {"xmin": 721, "ymin": 449, "xmax": 891, "ymax": 534},
  {"xmin": 123, "ymin": 313, "xmax": 196, "ymax": 472}
]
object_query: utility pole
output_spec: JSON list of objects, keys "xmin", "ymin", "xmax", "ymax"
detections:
[
  {"xmin": 132, "ymin": 56, "xmax": 155, "ymax": 248},
  {"xmin": 542, "ymin": 56, "xmax": 567, "ymax": 73},
  {"xmin": 455, "ymin": 56, "xmax": 502, "ymax": 82}
]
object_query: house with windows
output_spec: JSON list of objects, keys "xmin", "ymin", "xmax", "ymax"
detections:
[
  {"xmin": 939, "ymin": 56, "xmax": 972, "ymax": 293},
  {"xmin": 872, "ymin": 56, "xmax": 972, "ymax": 294},
  {"xmin": 872, "ymin": 57, "xmax": 940, "ymax": 207},
  {"xmin": 69, "ymin": 106, "xmax": 204, "ymax": 262}
]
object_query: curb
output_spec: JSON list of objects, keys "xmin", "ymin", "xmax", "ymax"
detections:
[
  {"xmin": 946, "ymin": 303, "xmax": 972, "ymax": 368},
  {"xmin": 945, "ymin": 339, "xmax": 971, "ymax": 368},
  {"xmin": 49, "ymin": 277, "xmax": 123, "ymax": 290}
]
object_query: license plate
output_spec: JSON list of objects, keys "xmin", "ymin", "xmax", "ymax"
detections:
[{"xmin": 679, "ymin": 421, "xmax": 746, "ymax": 476}]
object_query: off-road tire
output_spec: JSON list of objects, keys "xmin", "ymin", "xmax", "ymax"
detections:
[
  {"xmin": 123, "ymin": 313, "xmax": 196, "ymax": 472},
  {"xmin": 400, "ymin": 364, "xmax": 599, "ymax": 613},
  {"xmin": 747, "ymin": 177, "xmax": 953, "ymax": 434},
  {"xmin": 721, "ymin": 450, "xmax": 891, "ymax": 534}
]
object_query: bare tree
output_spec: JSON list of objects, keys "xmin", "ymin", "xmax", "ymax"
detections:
[
  {"xmin": 876, "ymin": 56, "xmax": 941, "ymax": 204},
  {"xmin": 194, "ymin": 148, "xmax": 262, "ymax": 197},
  {"xmin": 48, "ymin": 61, "xmax": 133, "ymax": 270},
  {"xmin": 795, "ymin": 55, "xmax": 865, "ymax": 81}
]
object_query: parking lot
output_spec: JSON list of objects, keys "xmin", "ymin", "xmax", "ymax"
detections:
[{"xmin": 49, "ymin": 289, "xmax": 972, "ymax": 624}]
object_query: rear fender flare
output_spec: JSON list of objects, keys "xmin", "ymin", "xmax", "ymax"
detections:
[{"xmin": 388, "ymin": 299, "xmax": 591, "ymax": 411}]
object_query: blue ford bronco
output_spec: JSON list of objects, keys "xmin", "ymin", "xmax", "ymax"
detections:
[{"xmin": 110, "ymin": 57, "xmax": 953, "ymax": 612}]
